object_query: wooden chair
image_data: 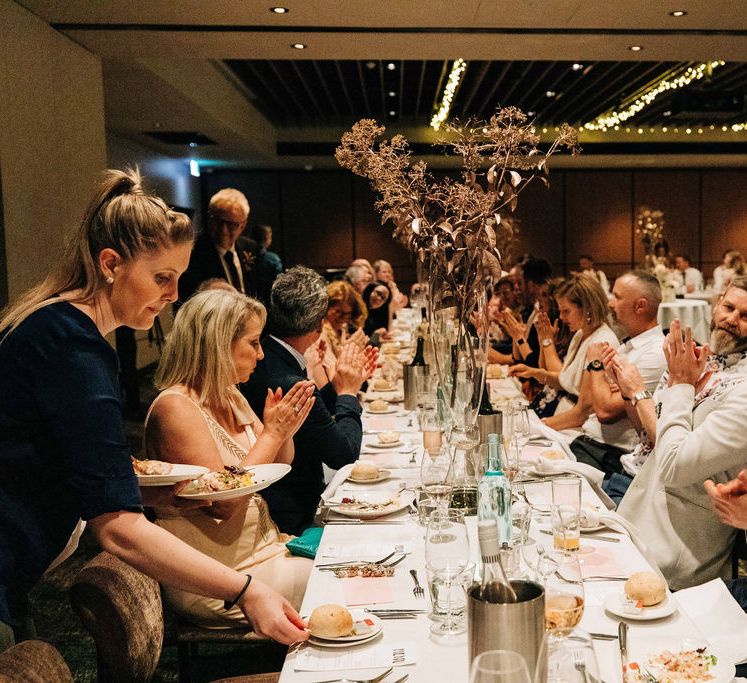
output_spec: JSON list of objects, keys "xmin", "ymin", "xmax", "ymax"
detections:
[
  {"xmin": 0, "ymin": 640, "xmax": 74, "ymax": 683},
  {"xmin": 70, "ymin": 551, "xmax": 279, "ymax": 683}
]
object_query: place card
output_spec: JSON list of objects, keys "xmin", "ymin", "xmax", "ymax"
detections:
[
  {"xmin": 294, "ymin": 640, "xmax": 417, "ymax": 671},
  {"xmin": 342, "ymin": 577, "xmax": 394, "ymax": 606}
]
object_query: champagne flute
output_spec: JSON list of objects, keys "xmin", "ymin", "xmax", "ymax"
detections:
[
  {"xmin": 425, "ymin": 509, "xmax": 471, "ymax": 638},
  {"xmin": 420, "ymin": 406, "xmax": 445, "ymax": 456},
  {"xmin": 513, "ymin": 406, "xmax": 531, "ymax": 447},
  {"xmin": 420, "ymin": 445, "xmax": 455, "ymax": 512},
  {"xmin": 470, "ymin": 650, "xmax": 531, "ymax": 683}
]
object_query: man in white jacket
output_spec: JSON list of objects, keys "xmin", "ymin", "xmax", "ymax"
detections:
[{"xmin": 619, "ymin": 278, "xmax": 747, "ymax": 590}]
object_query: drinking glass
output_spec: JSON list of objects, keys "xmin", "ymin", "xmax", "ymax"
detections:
[
  {"xmin": 420, "ymin": 406, "xmax": 445, "ymax": 456},
  {"xmin": 541, "ymin": 554, "xmax": 585, "ymax": 638},
  {"xmin": 512, "ymin": 405, "xmax": 531, "ymax": 447},
  {"xmin": 502, "ymin": 436, "xmax": 521, "ymax": 483},
  {"xmin": 426, "ymin": 560, "xmax": 475, "ymax": 622},
  {"xmin": 541, "ymin": 630, "xmax": 600, "ymax": 683},
  {"xmin": 470, "ymin": 650, "xmax": 532, "ymax": 683},
  {"xmin": 420, "ymin": 445, "xmax": 455, "ymax": 512},
  {"xmin": 425, "ymin": 509, "xmax": 471, "ymax": 638},
  {"xmin": 550, "ymin": 477, "xmax": 582, "ymax": 553}
]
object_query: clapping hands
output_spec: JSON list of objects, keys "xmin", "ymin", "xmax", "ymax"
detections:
[
  {"xmin": 263, "ymin": 380, "xmax": 316, "ymax": 439},
  {"xmin": 663, "ymin": 319, "xmax": 712, "ymax": 388},
  {"xmin": 704, "ymin": 470, "xmax": 747, "ymax": 530}
]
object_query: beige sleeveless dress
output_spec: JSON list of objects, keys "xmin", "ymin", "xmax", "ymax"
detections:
[{"xmin": 146, "ymin": 388, "xmax": 312, "ymax": 629}]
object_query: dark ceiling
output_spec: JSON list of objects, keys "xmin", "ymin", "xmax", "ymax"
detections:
[{"xmin": 225, "ymin": 59, "xmax": 747, "ymax": 129}]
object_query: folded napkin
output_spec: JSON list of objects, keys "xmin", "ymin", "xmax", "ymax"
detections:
[
  {"xmin": 590, "ymin": 509, "xmax": 650, "ymax": 558},
  {"xmin": 285, "ymin": 526, "xmax": 323, "ymax": 559},
  {"xmin": 530, "ymin": 420, "xmax": 577, "ymax": 460},
  {"xmin": 320, "ymin": 463, "xmax": 355, "ymax": 502},
  {"xmin": 537, "ymin": 459, "xmax": 604, "ymax": 487},
  {"xmin": 674, "ymin": 578, "xmax": 747, "ymax": 665}
]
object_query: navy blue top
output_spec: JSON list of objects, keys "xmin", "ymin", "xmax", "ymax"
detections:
[
  {"xmin": 240, "ymin": 336, "xmax": 362, "ymax": 535},
  {"xmin": 0, "ymin": 302, "xmax": 142, "ymax": 626}
]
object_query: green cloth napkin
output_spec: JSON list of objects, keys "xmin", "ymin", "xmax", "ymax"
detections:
[{"xmin": 285, "ymin": 526, "xmax": 323, "ymax": 559}]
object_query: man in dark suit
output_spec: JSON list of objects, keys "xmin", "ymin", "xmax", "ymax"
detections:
[
  {"xmin": 241, "ymin": 266, "xmax": 372, "ymax": 535},
  {"xmin": 178, "ymin": 188, "xmax": 258, "ymax": 303}
]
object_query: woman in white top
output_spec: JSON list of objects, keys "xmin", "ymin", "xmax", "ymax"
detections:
[
  {"xmin": 145, "ymin": 289, "xmax": 316, "ymax": 628},
  {"xmin": 510, "ymin": 274, "xmax": 618, "ymax": 427}
]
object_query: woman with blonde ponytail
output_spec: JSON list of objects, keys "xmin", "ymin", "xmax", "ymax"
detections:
[{"xmin": 0, "ymin": 169, "xmax": 309, "ymax": 652}]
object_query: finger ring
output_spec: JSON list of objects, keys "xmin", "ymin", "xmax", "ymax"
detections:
[{"xmin": 294, "ymin": 406, "xmax": 301, "ymax": 413}]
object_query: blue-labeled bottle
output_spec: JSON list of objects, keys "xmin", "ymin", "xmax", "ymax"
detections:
[{"xmin": 477, "ymin": 433, "xmax": 512, "ymax": 545}]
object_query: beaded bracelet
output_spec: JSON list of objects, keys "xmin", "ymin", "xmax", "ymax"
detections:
[{"xmin": 224, "ymin": 574, "xmax": 252, "ymax": 611}]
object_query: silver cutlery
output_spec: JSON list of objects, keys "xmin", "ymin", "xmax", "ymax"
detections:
[
  {"xmin": 311, "ymin": 666, "xmax": 393, "ymax": 683},
  {"xmin": 323, "ymin": 519, "xmax": 410, "ymax": 525},
  {"xmin": 573, "ymin": 648, "xmax": 591, "ymax": 683},
  {"xmin": 554, "ymin": 570, "xmax": 628, "ymax": 582},
  {"xmin": 589, "ymin": 632, "xmax": 618, "ymax": 641},
  {"xmin": 539, "ymin": 529, "xmax": 620, "ymax": 543},
  {"xmin": 390, "ymin": 675, "xmax": 409, "ymax": 683},
  {"xmin": 619, "ymin": 621, "xmax": 629, "ymax": 682},
  {"xmin": 317, "ymin": 549, "xmax": 399, "ymax": 568},
  {"xmin": 317, "ymin": 555, "xmax": 407, "ymax": 572},
  {"xmin": 409, "ymin": 569, "xmax": 425, "ymax": 598}
]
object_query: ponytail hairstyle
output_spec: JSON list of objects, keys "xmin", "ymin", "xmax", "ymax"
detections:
[{"xmin": 0, "ymin": 168, "xmax": 194, "ymax": 334}]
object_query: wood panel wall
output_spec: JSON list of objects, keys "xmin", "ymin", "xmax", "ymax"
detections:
[{"xmin": 201, "ymin": 167, "xmax": 747, "ymax": 288}]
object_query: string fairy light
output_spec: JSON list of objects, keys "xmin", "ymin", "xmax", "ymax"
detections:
[
  {"xmin": 430, "ymin": 58, "xmax": 468, "ymax": 131},
  {"xmin": 583, "ymin": 60, "xmax": 725, "ymax": 131}
]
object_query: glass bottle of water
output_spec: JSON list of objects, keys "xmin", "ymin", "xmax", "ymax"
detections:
[{"xmin": 477, "ymin": 433, "xmax": 512, "ymax": 544}]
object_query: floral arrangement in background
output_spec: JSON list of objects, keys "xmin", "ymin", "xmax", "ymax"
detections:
[
  {"xmin": 335, "ymin": 107, "xmax": 579, "ymax": 318},
  {"xmin": 636, "ymin": 205, "xmax": 666, "ymax": 260}
]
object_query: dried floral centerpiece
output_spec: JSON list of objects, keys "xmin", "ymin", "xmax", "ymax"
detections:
[{"xmin": 336, "ymin": 107, "xmax": 579, "ymax": 425}]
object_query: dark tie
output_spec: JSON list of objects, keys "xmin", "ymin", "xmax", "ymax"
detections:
[{"xmin": 223, "ymin": 251, "xmax": 242, "ymax": 292}]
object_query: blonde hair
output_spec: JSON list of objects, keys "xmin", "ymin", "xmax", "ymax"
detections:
[
  {"xmin": 327, "ymin": 280, "xmax": 367, "ymax": 328},
  {"xmin": 554, "ymin": 273, "xmax": 610, "ymax": 329},
  {"xmin": 155, "ymin": 289, "xmax": 266, "ymax": 415},
  {"xmin": 208, "ymin": 188, "xmax": 250, "ymax": 219},
  {"xmin": 0, "ymin": 168, "xmax": 193, "ymax": 334}
]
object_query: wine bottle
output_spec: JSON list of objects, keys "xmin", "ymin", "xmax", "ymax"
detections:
[
  {"xmin": 478, "ymin": 377, "xmax": 495, "ymax": 415},
  {"xmin": 410, "ymin": 335, "xmax": 426, "ymax": 366},
  {"xmin": 477, "ymin": 520, "xmax": 517, "ymax": 603}
]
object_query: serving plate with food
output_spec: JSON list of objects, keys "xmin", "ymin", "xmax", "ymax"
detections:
[
  {"xmin": 366, "ymin": 399, "xmax": 398, "ymax": 414},
  {"xmin": 329, "ymin": 490, "xmax": 415, "ymax": 519},
  {"xmin": 624, "ymin": 636, "xmax": 734, "ymax": 682},
  {"xmin": 605, "ymin": 572, "xmax": 677, "ymax": 621},
  {"xmin": 132, "ymin": 458, "xmax": 209, "ymax": 486},
  {"xmin": 306, "ymin": 605, "xmax": 383, "ymax": 648},
  {"xmin": 347, "ymin": 463, "xmax": 392, "ymax": 484},
  {"xmin": 177, "ymin": 463, "xmax": 291, "ymax": 501}
]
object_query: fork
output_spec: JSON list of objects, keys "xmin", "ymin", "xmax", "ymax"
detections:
[
  {"xmin": 318, "ymin": 555, "xmax": 407, "ymax": 572},
  {"xmin": 311, "ymin": 666, "xmax": 393, "ymax": 683},
  {"xmin": 572, "ymin": 648, "xmax": 591, "ymax": 683},
  {"xmin": 409, "ymin": 569, "xmax": 425, "ymax": 598}
]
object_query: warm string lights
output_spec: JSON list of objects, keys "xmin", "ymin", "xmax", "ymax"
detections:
[
  {"xmin": 582, "ymin": 60, "xmax": 726, "ymax": 131},
  {"xmin": 540, "ymin": 124, "xmax": 747, "ymax": 137},
  {"xmin": 430, "ymin": 58, "xmax": 468, "ymax": 131}
]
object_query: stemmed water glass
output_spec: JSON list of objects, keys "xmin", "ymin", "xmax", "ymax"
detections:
[
  {"xmin": 470, "ymin": 650, "xmax": 532, "ymax": 683},
  {"xmin": 420, "ymin": 445, "xmax": 455, "ymax": 512},
  {"xmin": 425, "ymin": 509, "xmax": 471, "ymax": 639},
  {"xmin": 512, "ymin": 405, "xmax": 531, "ymax": 448},
  {"xmin": 539, "ymin": 553, "xmax": 585, "ymax": 638}
]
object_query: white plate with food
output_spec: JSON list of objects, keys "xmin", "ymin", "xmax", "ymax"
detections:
[
  {"xmin": 625, "ymin": 636, "xmax": 734, "ymax": 683},
  {"xmin": 307, "ymin": 609, "xmax": 384, "ymax": 648},
  {"xmin": 132, "ymin": 459, "xmax": 209, "ymax": 487},
  {"xmin": 604, "ymin": 590, "xmax": 677, "ymax": 621},
  {"xmin": 365, "ymin": 440, "xmax": 403, "ymax": 450},
  {"xmin": 177, "ymin": 463, "xmax": 291, "ymax": 501},
  {"xmin": 330, "ymin": 490, "xmax": 415, "ymax": 519},
  {"xmin": 366, "ymin": 405, "xmax": 398, "ymax": 415},
  {"xmin": 347, "ymin": 469, "xmax": 392, "ymax": 484}
]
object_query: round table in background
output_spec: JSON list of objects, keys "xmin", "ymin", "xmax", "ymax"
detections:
[{"xmin": 658, "ymin": 299, "xmax": 711, "ymax": 343}]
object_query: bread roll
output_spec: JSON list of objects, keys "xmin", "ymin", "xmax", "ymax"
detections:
[
  {"xmin": 486, "ymin": 364, "xmax": 506, "ymax": 379},
  {"xmin": 624, "ymin": 571, "xmax": 667, "ymax": 606},
  {"xmin": 542, "ymin": 450, "xmax": 566, "ymax": 461},
  {"xmin": 373, "ymin": 378, "xmax": 392, "ymax": 391},
  {"xmin": 369, "ymin": 399, "xmax": 389, "ymax": 412},
  {"xmin": 309, "ymin": 604, "xmax": 354, "ymax": 638},
  {"xmin": 351, "ymin": 462, "xmax": 380, "ymax": 480},
  {"xmin": 377, "ymin": 431, "xmax": 400, "ymax": 444}
]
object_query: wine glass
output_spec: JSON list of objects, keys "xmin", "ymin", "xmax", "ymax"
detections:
[
  {"xmin": 425, "ymin": 509, "xmax": 471, "ymax": 638},
  {"xmin": 541, "ymin": 630, "xmax": 600, "ymax": 683},
  {"xmin": 513, "ymin": 406, "xmax": 531, "ymax": 447},
  {"xmin": 420, "ymin": 445, "xmax": 454, "ymax": 512},
  {"xmin": 420, "ymin": 406, "xmax": 445, "ymax": 456},
  {"xmin": 502, "ymin": 436, "xmax": 521, "ymax": 483},
  {"xmin": 470, "ymin": 650, "xmax": 531, "ymax": 683},
  {"xmin": 541, "ymin": 554, "xmax": 585, "ymax": 638}
]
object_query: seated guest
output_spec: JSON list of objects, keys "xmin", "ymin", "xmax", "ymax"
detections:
[
  {"xmin": 145, "ymin": 289, "xmax": 315, "ymax": 627},
  {"xmin": 351, "ymin": 258, "xmax": 376, "ymax": 284},
  {"xmin": 487, "ymin": 285, "xmax": 513, "ymax": 363},
  {"xmin": 714, "ymin": 249, "xmax": 739, "ymax": 293},
  {"xmin": 345, "ymin": 263, "xmax": 372, "ymax": 294},
  {"xmin": 719, "ymin": 251, "xmax": 746, "ymax": 294},
  {"xmin": 374, "ymin": 259, "xmax": 408, "ymax": 311},
  {"xmin": 241, "ymin": 266, "xmax": 372, "ymax": 535},
  {"xmin": 362, "ymin": 280, "xmax": 393, "ymax": 341},
  {"xmin": 511, "ymin": 274, "xmax": 619, "ymax": 423},
  {"xmin": 252, "ymin": 224, "xmax": 283, "ymax": 305},
  {"xmin": 618, "ymin": 279, "xmax": 747, "ymax": 589},
  {"xmin": 673, "ymin": 254, "xmax": 704, "ymax": 293},
  {"xmin": 561, "ymin": 272, "xmax": 665, "ymax": 484},
  {"xmin": 0, "ymin": 169, "xmax": 307, "ymax": 651},
  {"xmin": 578, "ymin": 254, "xmax": 610, "ymax": 297},
  {"xmin": 306, "ymin": 280, "xmax": 368, "ymax": 387}
]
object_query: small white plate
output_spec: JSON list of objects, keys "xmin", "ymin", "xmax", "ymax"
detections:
[
  {"xmin": 366, "ymin": 406, "xmax": 398, "ymax": 414},
  {"xmin": 604, "ymin": 590, "xmax": 677, "ymax": 621},
  {"xmin": 366, "ymin": 441, "xmax": 403, "ymax": 449},
  {"xmin": 580, "ymin": 523, "xmax": 607, "ymax": 533},
  {"xmin": 177, "ymin": 463, "xmax": 291, "ymax": 501},
  {"xmin": 347, "ymin": 469, "xmax": 392, "ymax": 484},
  {"xmin": 627, "ymin": 635, "xmax": 734, "ymax": 683},
  {"xmin": 331, "ymin": 490, "xmax": 415, "ymax": 519},
  {"xmin": 308, "ymin": 611, "xmax": 384, "ymax": 648},
  {"xmin": 136, "ymin": 464, "xmax": 209, "ymax": 487}
]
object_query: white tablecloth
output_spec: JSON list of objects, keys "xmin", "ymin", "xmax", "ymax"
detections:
[{"xmin": 658, "ymin": 299, "xmax": 711, "ymax": 344}]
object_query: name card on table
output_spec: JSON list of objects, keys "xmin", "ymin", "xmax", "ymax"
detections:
[{"xmin": 294, "ymin": 641, "xmax": 416, "ymax": 671}]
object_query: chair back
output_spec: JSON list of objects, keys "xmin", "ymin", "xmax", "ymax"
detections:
[
  {"xmin": 0, "ymin": 640, "xmax": 73, "ymax": 683},
  {"xmin": 70, "ymin": 551, "xmax": 163, "ymax": 683}
]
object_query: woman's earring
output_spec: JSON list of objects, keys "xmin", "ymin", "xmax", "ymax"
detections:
[{"xmin": 106, "ymin": 276, "xmax": 114, "ymax": 285}]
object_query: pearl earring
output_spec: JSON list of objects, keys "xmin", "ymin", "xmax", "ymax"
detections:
[{"xmin": 106, "ymin": 276, "xmax": 114, "ymax": 285}]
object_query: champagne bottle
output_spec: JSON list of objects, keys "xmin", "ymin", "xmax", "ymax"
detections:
[{"xmin": 410, "ymin": 335, "xmax": 426, "ymax": 366}]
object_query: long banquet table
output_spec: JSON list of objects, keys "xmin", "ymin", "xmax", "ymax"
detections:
[{"xmin": 278, "ymin": 378, "xmax": 744, "ymax": 683}]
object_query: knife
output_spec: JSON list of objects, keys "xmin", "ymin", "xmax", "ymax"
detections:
[
  {"xmin": 539, "ymin": 529, "xmax": 620, "ymax": 543},
  {"xmin": 618, "ymin": 621, "xmax": 629, "ymax": 681}
]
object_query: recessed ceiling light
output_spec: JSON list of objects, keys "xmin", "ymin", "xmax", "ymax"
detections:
[
  {"xmin": 527, "ymin": 111, "xmax": 535, "ymax": 117},
  {"xmin": 387, "ymin": 62, "xmax": 396, "ymax": 71},
  {"xmin": 366, "ymin": 61, "xmax": 376, "ymax": 69},
  {"xmin": 291, "ymin": 43, "xmax": 306, "ymax": 49},
  {"xmin": 669, "ymin": 10, "xmax": 687, "ymax": 17},
  {"xmin": 572, "ymin": 63, "xmax": 583, "ymax": 71},
  {"xmin": 388, "ymin": 90, "xmax": 396, "ymax": 97},
  {"xmin": 545, "ymin": 90, "xmax": 556, "ymax": 98},
  {"xmin": 662, "ymin": 110, "xmax": 672, "ymax": 116},
  {"xmin": 188, "ymin": 141, "xmax": 198, "ymax": 148},
  {"xmin": 389, "ymin": 110, "xmax": 396, "ymax": 116},
  {"xmin": 629, "ymin": 45, "xmax": 643, "ymax": 52},
  {"xmin": 270, "ymin": 6, "xmax": 289, "ymax": 13}
]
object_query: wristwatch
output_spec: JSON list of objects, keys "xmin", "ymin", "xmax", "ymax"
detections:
[
  {"xmin": 541, "ymin": 338, "xmax": 553, "ymax": 348},
  {"xmin": 516, "ymin": 338, "xmax": 526, "ymax": 346},
  {"xmin": 631, "ymin": 389, "xmax": 653, "ymax": 407},
  {"xmin": 586, "ymin": 359, "xmax": 604, "ymax": 372}
]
